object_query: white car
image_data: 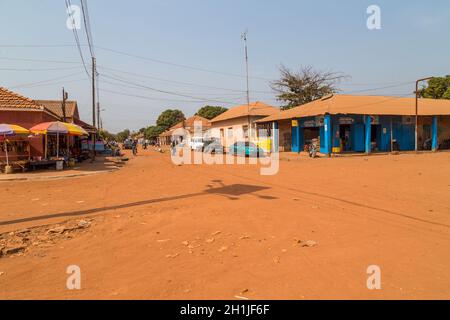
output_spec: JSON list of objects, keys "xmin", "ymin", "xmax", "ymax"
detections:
[{"xmin": 189, "ymin": 137, "xmax": 204, "ymax": 151}]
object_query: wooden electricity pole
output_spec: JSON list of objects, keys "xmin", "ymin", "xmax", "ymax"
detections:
[{"xmin": 91, "ymin": 57, "xmax": 96, "ymax": 161}]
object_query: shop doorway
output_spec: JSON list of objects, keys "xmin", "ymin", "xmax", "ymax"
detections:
[
  {"xmin": 303, "ymin": 127, "xmax": 320, "ymax": 151},
  {"xmin": 420, "ymin": 124, "xmax": 432, "ymax": 150},
  {"xmin": 371, "ymin": 125, "xmax": 381, "ymax": 151},
  {"xmin": 339, "ymin": 125, "xmax": 352, "ymax": 152}
]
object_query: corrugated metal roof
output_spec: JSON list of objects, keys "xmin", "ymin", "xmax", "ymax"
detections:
[{"xmin": 256, "ymin": 95, "xmax": 450, "ymax": 123}]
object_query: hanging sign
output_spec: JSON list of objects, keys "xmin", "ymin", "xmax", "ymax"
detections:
[
  {"xmin": 402, "ymin": 116, "xmax": 414, "ymax": 124},
  {"xmin": 370, "ymin": 115, "xmax": 380, "ymax": 125},
  {"xmin": 316, "ymin": 116, "xmax": 325, "ymax": 127}
]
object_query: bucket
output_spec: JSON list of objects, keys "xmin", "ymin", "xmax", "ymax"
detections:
[
  {"xmin": 56, "ymin": 160, "xmax": 64, "ymax": 171},
  {"xmin": 4, "ymin": 165, "xmax": 13, "ymax": 174}
]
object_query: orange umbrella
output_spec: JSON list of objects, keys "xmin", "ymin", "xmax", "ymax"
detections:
[{"xmin": 30, "ymin": 122, "xmax": 88, "ymax": 159}]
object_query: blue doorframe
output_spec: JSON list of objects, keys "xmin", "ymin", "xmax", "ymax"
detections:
[
  {"xmin": 432, "ymin": 116, "xmax": 438, "ymax": 151},
  {"xmin": 365, "ymin": 115, "xmax": 372, "ymax": 154},
  {"xmin": 291, "ymin": 123, "xmax": 300, "ymax": 153}
]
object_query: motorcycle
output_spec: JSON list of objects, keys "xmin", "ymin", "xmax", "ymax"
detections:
[{"xmin": 309, "ymin": 139, "xmax": 318, "ymax": 158}]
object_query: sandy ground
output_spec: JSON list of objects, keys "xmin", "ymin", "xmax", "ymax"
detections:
[{"xmin": 0, "ymin": 148, "xmax": 450, "ymax": 300}]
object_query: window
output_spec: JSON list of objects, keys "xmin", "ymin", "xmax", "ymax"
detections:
[
  {"xmin": 228, "ymin": 128, "xmax": 233, "ymax": 138},
  {"xmin": 243, "ymin": 125, "xmax": 249, "ymax": 139}
]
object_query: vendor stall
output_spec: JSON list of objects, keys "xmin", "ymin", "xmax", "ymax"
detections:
[
  {"xmin": 29, "ymin": 121, "xmax": 88, "ymax": 170},
  {"xmin": 0, "ymin": 124, "xmax": 30, "ymax": 174}
]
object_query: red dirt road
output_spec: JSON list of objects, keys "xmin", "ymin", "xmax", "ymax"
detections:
[{"xmin": 1, "ymin": 150, "xmax": 450, "ymax": 299}]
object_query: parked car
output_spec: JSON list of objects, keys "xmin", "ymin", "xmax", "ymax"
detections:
[
  {"xmin": 229, "ymin": 142, "xmax": 265, "ymax": 157},
  {"xmin": 189, "ymin": 137, "xmax": 204, "ymax": 151},
  {"xmin": 203, "ymin": 140, "xmax": 224, "ymax": 154},
  {"xmin": 123, "ymin": 139, "xmax": 133, "ymax": 150}
]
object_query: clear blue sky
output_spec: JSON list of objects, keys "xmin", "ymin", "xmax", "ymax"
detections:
[{"xmin": 1, "ymin": 0, "xmax": 449, "ymax": 132}]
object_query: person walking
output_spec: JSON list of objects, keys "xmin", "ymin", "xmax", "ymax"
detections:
[{"xmin": 132, "ymin": 139, "xmax": 138, "ymax": 156}]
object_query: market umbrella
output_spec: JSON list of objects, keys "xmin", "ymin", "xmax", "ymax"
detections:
[
  {"xmin": 0, "ymin": 124, "xmax": 30, "ymax": 166},
  {"xmin": 30, "ymin": 121, "xmax": 88, "ymax": 158}
]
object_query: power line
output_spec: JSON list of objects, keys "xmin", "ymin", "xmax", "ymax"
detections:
[
  {"xmin": 12, "ymin": 78, "xmax": 87, "ymax": 89},
  {"xmin": 65, "ymin": 0, "xmax": 90, "ymax": 77},
  {"xmin": 0, "ymin": 66, "xmax": 81, "ymax": 71},
  {"xmin": 99, "ymin": 88, "xmax": 241, "ymax": 105},
  {"xmin": 342, "ymin": 81, "xmax": 415, "ymax": 94},
  {"xmin": 100, "ymin": 73, "xmax": 244, "ymax": 105},
  {"xmin": 100, "ymin": 77, "xmax": 245, "ymax": 100},
  {"xmin": 95, "ymin": 46, "xmax": 272, "ymax": 81},
  {"xmin": 99, "ymin": 70, "xmax": 249, "ymax": 97},
  {"xmin": 0, "ymin": 57, "xmax": 80, "ymax": 64},
  {"xmin": 8, "ymin": 72, "xmax": 84, "ymax": 88},
  {"xmin": 97, "ymin": 65, "xmax": 274, "ymax": 94},
  {"xmin": 80, "ymin": 0, "xmax": 95, "ymax": 58}
]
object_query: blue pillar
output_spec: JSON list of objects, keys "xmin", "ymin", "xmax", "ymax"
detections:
[
  {"xmin": 291, "ymin": 123, "xmax": 299, "ymax": 153},
  {"xmin": 272, "ymin": 121, "xmax": 279, "ymax": 153},
  {"xmin": 432, "ymin": 116, "xmax": 438, "ymax": 151},
  {"xmin": 324, "ymin": 115, "xmax": 332, "ymax": 155},
  {"xmin": 365, "ymin": 115, "xmax": 372, "ymax": 154}
]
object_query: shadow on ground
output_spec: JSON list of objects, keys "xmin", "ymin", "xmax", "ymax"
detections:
[{"xmin": 0, "ymin": 182, "xmax": 274, "ymax": 227}]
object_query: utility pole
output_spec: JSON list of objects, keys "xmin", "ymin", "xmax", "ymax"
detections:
[
  {"xmin": 91, "ymin": 57, "xmax": 96, "ymax": 161},
  {"xmin": 241, "ymin": 30, "xmax": 250, "ymax": 141},
  {"xmin": 97, "ymin": 102, "xmax": 100, "ymax": 129},
  {"xmin": 415, "ymin": 76, "xmax": 433, "ymax": 152},
  {"xmin": 62, "ymin": 87, "xmax": 68, "ymax": 123}
]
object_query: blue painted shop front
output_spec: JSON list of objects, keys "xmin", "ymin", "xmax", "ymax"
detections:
[{"xmin": 290, "ymin": 114, "xmax": 423, "ymax": 154}]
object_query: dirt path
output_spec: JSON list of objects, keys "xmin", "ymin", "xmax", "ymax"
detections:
[{"xmin": 0, "ymin": 150, "xmax": 449, "ymax": 299}]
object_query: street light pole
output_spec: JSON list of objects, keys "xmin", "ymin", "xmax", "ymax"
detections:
[{"xmin": 415, "ymin": 77, "xmax": 433, "ymax": 152}]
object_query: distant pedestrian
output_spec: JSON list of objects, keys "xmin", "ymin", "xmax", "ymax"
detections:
[
  {"xmin": 132, "ymin": 139, "xmax": 138, "ymax": 156},
  {"xmin": 170, "ymin": 140, "xmax": 176, "ymax": 156}
]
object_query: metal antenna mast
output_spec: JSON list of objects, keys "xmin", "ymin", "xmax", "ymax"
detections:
[{"xmin": 241, "ymin": 30, "xmax": 250, "ymax": 140}]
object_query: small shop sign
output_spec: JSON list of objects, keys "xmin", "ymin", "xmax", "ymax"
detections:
[
  {"xmin": 339, "ymin": 117, "xmax": 354, "ymax": 125},
  {"xmin": 292, "ymin": 120, "xmax": 299, "ymax": 127},
  {"xmin": 303, "ymin": 120, "xmax": 316, "ymax": 128},
  {"xmin": 301, "ymin": 116, "xmax": 324, "ymax": 128}
]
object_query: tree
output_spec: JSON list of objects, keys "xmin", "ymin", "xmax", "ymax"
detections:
[
  {"xmin": 144, "ymin": 126, "xmax": 165, "ymax": 140},
  {"xmin": 419, "ymin": 76, "xmax": 450, "ymax": 100},
  {"xmin": 116, "ymin": 129, "xmax": 130, "ymax": 143},
  {"xmin": 156, "ymin": 109, "xmax": 185, "ymax": 130},
  {"xmin": 99, "ymin": 129, "xmax": 116, "ymax": 142},
  {"xmin": 195, "ymin": 105, "xmax": 228, "ymax": 120},
  {"xmin": 271, "ymin": 65, "xmax": 347, "ymax": 110}
]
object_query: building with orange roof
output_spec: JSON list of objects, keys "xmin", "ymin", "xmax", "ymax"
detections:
[
  {"xmin": 256, "ymin": 94, "xmax": 450, "ymax": 155},
  {"xmin": 209, "ymin": 101, "xmax": 278, "ymax": 149},
  {"xmin": 0, "ymin": 87, "xmax": 95, "ymax": 163},
  {"xmin": 0, "ymin": 87, "xmax": 61, "ymax": 162},
  {"xmin": 158, "ymin": 115, "xmax": 211, "ymax": 146}
]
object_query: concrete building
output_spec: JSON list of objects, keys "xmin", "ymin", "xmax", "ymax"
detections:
[
  {"xmin": 0, "ymin": 87, "xmax": 95, "ymax": 162},
  {"xmin": 257, "ymin": 94, "xmax": 450, "ymax": 155},
  {"xmin": 158, "ymin": 115, "xmax": 211, "ymax": 146},
  {"xmin": 209, "ymin": 101, "xmax": 278, "ymax": 150}
]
